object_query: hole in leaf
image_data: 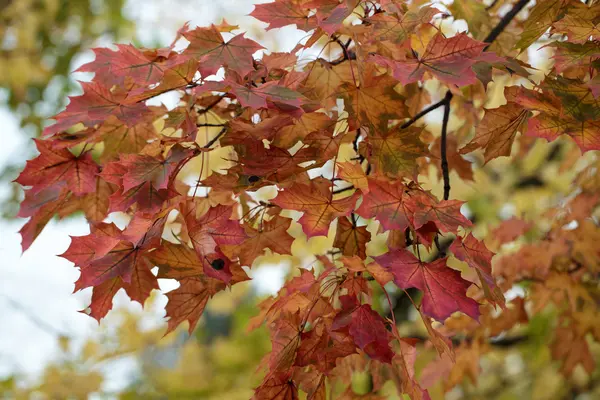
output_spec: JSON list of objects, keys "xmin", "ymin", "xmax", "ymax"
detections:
[{"xmin": 211, "ymin": 258, "xmax": 225, "ymax": 270}]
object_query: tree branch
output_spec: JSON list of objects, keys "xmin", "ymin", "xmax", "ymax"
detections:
[
  {"xmin": 197, "ymin": 123, "xmax": 226, "ymax": 127},
  {"xmin": 404, "ymin": 0, "xmax": 531, "ymax": 201},
  {"xmin": 440, "ymin": 91, "xmax": 453, "ymax": 200},
  {"xmin": 203, "ymin": 127, "xmax": 227, "ymax": 149},
  {"xmin": 483, "ymin": 0, "xmax": 531, "ymax": 46},
  {"xmin": 332, "ymin": 185, "xmax": 355, "ymax": 194},
  {"xmin": 400, "ymin": 97, "xmax": 447, "ymax": 129}
]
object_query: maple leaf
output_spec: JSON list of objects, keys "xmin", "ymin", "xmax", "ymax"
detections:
[
  {"xmin": 337, "ymin": 161, "xmax": 368, "ymax": 193},
  {"xmin": 368, "ymin": 6, "xmax": 438, "ymax": 43},
  {"xmin": 223, "ymin": 114, "xmax": 294, "ymax": 145},
  {"xmin": 355, "ymin": 175, "xmax": 413, "ymax": 231},
  {"xmin": 302, "ymin": 59, "xmax": 355, "ymax": 109},
  {"xmin": 491, "ymin": 217, "xmax": 532, "ymax": 245},
  {"xmin": 333, "ymin": 216, "xmax": 371, "ymax": 259},
  {"xmin": 149, "ymin": 241, "xmax": 204, "ymax": 279},
  {"xmin": 508, "ymin": 78, "xmax": 600, "ymax": 152},
  {"xmin": 460, "ymin": 102, "xmax": 530, "ymax": 163},
  {"xmin": 269, "ymin": 312, "xmax": 302, "ymax": 371},
  {"xmin": 404, "ymin": 191, "xmax": 472, "ymax": 234},
  {"xmin": 182, "ymin": 202, "xmax": 248, "ymax": 283},
  {"xmin": 374, "ymin": 249, "xmax": 480, "ymax": 321},
  {"xmin": 551, "ymin": 2, "xmax": 600, "ymax": 44},
  {"xmin": 450, "ymin": 234, "xmax": 505, "ymax": 308},
  {"xmin": 16, "ymin": 140, "xmax": 99, "ymax": 195},
  {"xmin": 372, "ymin": 33, "xmax": 488, "ymax": 87},
  {"xmin": 419, "ymin": 310, "xmax": 454, "ymax": 362},
  {"xmin": 315, "ymin": 0, "xmax": 360, "ymax": 34},
  {"xmin": 274, "ymin": 112, "xmax": 337, "ymax": 148},
  {"xmin": 271, "ymin": 177, "xmax": 358, "ymax": 238},
  {"xmin": 250, "ymin": 0, "xmax": 317, "ymax": 31},
  {"xmin": 60, "ymin": 223, "xmax": 121, "ymax": 266},
  {"xmin": 17, "ymin": 187, "xmax": 71, "ymax": 252},
  {"xmin": 86, "ymin": 278, "xmax": 123, "ymax": 321},
  {"xmin": 393, "ymin": 341, "xmax": 432, "ymax": 400},
  {"xmin": 449, "ymin": 0, "xmax": 489, "ymax": 36},
  {"xmin": 344, "ymin": 256, "xmax": 393, "ymax": 286},
  {"xmin": 126, "ymin": 56, "xmax": 199, "ymax": 103},
  {"xmin": 58, "ymin": 176, "xmax": 114, "ymax": 222},
  {"xmin": 43, "ymin": 81, "xmax": 152, "ymax": 137},
  {"xmin": 515, "ymin": 0, "xmax": 568, "ymax": 51},
  {"xmin": 254, "ymin": 373, "xmax": 299, "ymax": 400},
  {"xmin": 363, "ymin": 125, "xmax": 427, "ymax": 178},
  {"xmin": 235, "ymin": 139, "xmax": 316, "ymax": 182},
  {"xmin": 552, "ymin": 323, "xmax": 596, "ymax": 376},
  {"xmin": 183, "ymin": 25, "xmax": 264, "ymax": 77},
  {"xmin": 332, "ymin": 295, "xmax": 394, "ymax": 363},
  {"xmin": 76, "ymin": 240, "xmax": 152, "ymax": 288},
  {"xmin": 296, "ymin": 320, "xmax": 356, "ymax": 372},
  {"xmin": 303, "ymin": 130, "xmax": 348, "ymax": 165},
  {"xmin": 77, "ymin": 44, "xmax": 169, "ymax": 86},
  {"xmin": 119, "ymin": 144, "xmax": 191, "ymax": 191},
  {"xmin": 340, "ymin": 68, "xmax": 408, "ymax": 128},
  {"xmin": 229, "ymin": 81, "xmax": 310, "ymax": 117},
  {"xmin": 164, "ymin": 276, "xmax": 225, "ymax": 334},
  {"xmin": 94, "ymin": 117, "xmax": 159, "ymax": 161},
  {"xmin": 551, "ymin": 41, "xmax": 600, "ymax": 75},
  {"xmin": 221, "ymin": 216, "xmax": 294, "ymax": 267}
]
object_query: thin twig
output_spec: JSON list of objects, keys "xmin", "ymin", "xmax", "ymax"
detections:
[
  {"xmin": 196, "ymin": 123, "xmax": 226, "ymax": 127},
  {"xmin": 485, "ymin": 0, "xmax": 500, "ymax": 11},
  {"xmin": 332, "ymin": 185, "xmax": 355, "ymax": 194},
  {"xmin": 400, "ymin": 97, "xmax": 447, "ymax": 129},
  {"xmin": 203, "ymin": 127, "xmax": 227, "ymax": 149}
]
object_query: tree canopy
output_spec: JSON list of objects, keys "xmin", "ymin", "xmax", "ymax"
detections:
[{"xmin": 11, "ymin": 0, "xmax": 600, "ymax": 398}]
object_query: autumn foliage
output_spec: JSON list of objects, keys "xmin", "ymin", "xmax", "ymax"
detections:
[{"xmin": 14, "ymin": 0, "xmax": 600, "ymax": 398}]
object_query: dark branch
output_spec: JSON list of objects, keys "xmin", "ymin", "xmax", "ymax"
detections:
[
  {"xmin": 400, "ymin": 97, "xmax": 447, "ymax": 129},
  {"xmin": 483, "ymin": 0, "xmax": 531, "ymax": 46},
  {"xmin": 440, "ymin": 91, "xmax": 453, "ymax": 200},
  {"xmin": 203, "ymin": 127, "xmax": 227, "ymax": 149},
  {"xmin": 333, "ymin": 185, "xmax": 355, "ymax": 194},
  {"xmin": 197, "ymin": 123, "xmax": 226, "ymax": 127}
]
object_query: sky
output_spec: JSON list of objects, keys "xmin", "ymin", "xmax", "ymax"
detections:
[{"xmin": 0, "ymin": 0, "xmax": 304, "ymax": 391}]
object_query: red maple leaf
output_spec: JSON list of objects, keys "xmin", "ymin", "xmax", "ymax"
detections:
[
  {"xmin": 332, "ymin": 295, "xmax": 394, "ymax": 363},
  {"xmin": 372, "ymin": 33, "xmax": 490, "ymax": 86},
  {"xmin": 182, "ymin": 202, "xmax": 248, "ymax": 283},
  {"xmin": 250, "ymin": 0, "xmax": 318, "ymax": 31},
  {"xmin": 404, "ymin": 191, "xmax": 472, "ymax": 234},
  {"xmin": 355, "ymin": 176, "xmax": 412, "ymax": 231},
  {"xmin": 16, "ymin": 140, "xmax": 99, "ymax": 195},
  {"xmin": 183, "ymin": 25, "xmax": 264, "ymax": 77},
  {"xmin": 374, "ymin": 249, "xmax": 480, "ymax": 321},
  {"xmin": 43, "ymin": 81, "xmax": 152, "ymax": 137},
  {"xmin": 272, "ymin": 177, "xmax": 358, "ymax": 238}
]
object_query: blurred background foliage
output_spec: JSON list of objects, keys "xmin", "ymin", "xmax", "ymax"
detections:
[
  {"xmin": 0, "ymin": 0, "xmax": 133, "ymax": 217},
  {"xmin": 1, "ymin": 0, "xmax": 600, "ymax": 399}
]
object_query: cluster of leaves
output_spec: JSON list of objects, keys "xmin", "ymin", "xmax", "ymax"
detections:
[
  {"xmin": 0, "ymin": 0, "xmax": 132, "ymax": 217},
  {"xmin": 14, "ymin": 0, "xmax": 600, "ymax": 398}
]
